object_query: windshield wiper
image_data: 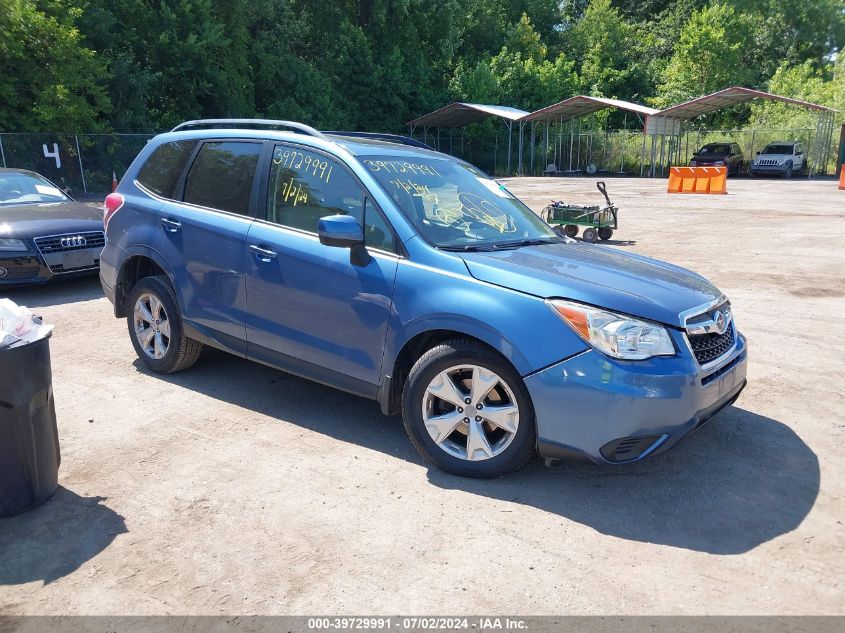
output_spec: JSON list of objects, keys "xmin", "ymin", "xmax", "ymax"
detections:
[
  {"xmin": 437, "ymin": 244, "xmax": 496, "ymax": 252},
  {"xmin": 491, "ymin": 237, "xmax": 562, "ymax": 250}
]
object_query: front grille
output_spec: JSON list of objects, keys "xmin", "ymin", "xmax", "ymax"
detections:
[
  {"xmin": 688, "ymin": 323, "xmax": 735, "ymax": 365},
  {"xmin": 34, "ymin": 231, "xmax": 105, "ymax": 254},
  {"xmin": 756, "ymin": 159, "xmax": 780, "ymax": 166}
]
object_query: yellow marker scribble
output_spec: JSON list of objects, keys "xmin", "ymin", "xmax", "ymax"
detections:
[
  {"xmin": 273, "ymin": 148, "xmax": 333, "ymax": 183},
  {"xmin": 364, "ymin": 160, "xmax": 441, "ymax": 177},
  {"xmin": 279, "ymin": 178, "xmax": 308, "ymax": 206}
]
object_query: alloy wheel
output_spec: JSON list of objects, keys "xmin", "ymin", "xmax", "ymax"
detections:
[
  {"xmin": 133, "ymin": 292, "xmax": 171, "ymax": 360},
  {"xmin": 421, "ymin": 364, "xmax": 520, "ymax": 461}
]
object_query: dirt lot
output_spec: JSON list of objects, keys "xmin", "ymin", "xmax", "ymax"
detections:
[{"xmin": 1, "ymin": 177, "xmax": 843, "ymax": 615}]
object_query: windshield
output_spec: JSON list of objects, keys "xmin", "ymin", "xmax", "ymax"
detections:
[
  {"xmin": 699, "ymin": 145, "xmax": 730, "ymax": 155},
  {"xmin": 0, "ymin": 171, "xmax": 69, "ymax": 205},
  {"xmin": 362, "ymin": 155, "xmax": 558, "ymax": 249},
  {"xmin": 762, "ymin": 144, "xmax": 793, "ymax": 155}
]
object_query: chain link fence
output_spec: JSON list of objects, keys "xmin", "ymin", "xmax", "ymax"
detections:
[{"xmin": 0, "ymin": 133, "xmax": 154, "ymax": 196}]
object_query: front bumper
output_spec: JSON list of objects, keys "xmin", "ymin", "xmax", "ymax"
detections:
[
  {"xmin": 526, "ymin": 331, "xmax": 748, "ymax": 464},
  {"xmin": 0, "ymin": 252, "xmax": 100, "ymax": 286},
  {"xmin": 750, "ymin": 163, "xmax": 788, "ymax": 174}
]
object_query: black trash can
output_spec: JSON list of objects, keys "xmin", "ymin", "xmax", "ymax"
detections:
[{"xmin": 0, "ymin": 333, "xmax": 60, "ymax": 518}]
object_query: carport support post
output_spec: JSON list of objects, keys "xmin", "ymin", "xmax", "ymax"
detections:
[
  {"xmin": 530, "ymin": 122, "xmax": 536, "ymax": 175},
  {"xmin": 518, "ymin": 121, "xmax": 525, "ymax": 175},
  {"xmin": 568, "ymin": 118, "xmax": 575, "ymax": 172},
  {"xmin": 0, "ymin": 134, "xmax": 6, "ymax": 168},
  {"xmin": 506, "ymin": 121, "xmax": 513, "ymax": 175},
  {"xmin": 544, "ymin": 122, "xmax": 549, "ymax": 167},
  {"xmin": 639, "ymin": 134, "xmax": 647, "ymax": 177},
  {"xmin": 749, "ymin": 130, "xmax": 756, "ymax": 163}
]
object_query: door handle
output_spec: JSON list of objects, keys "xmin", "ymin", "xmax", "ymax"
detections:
[
  {"xmin": 249, "ymin": 244, "xmax": 277, "ymax": 262},
  {"xmin": 161, "ymin": 217, "xmax": 181, "ymax": 232}
]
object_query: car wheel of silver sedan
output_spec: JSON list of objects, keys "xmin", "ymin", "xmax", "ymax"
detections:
[{"xmin": 402, "ymin": 339, "xmax": 535, "ymax": 477}]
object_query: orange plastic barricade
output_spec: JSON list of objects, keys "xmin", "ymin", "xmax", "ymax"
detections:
[
  {"xmin": 667, "ymin": 166, "xmax": 727, "ymax": 194},
  {"xmin": 839, "ymin": 168, "xmax": 845, "ymax": 190}
]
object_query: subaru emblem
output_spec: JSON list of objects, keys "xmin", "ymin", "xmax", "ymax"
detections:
[{"xmin": 714, "ymin": 310, "xmax": 727, "ymax": 334}]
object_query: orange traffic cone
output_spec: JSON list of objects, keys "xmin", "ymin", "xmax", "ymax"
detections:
[
  {"xmin": 111, "ymin": 171, "xmax": 118, "ymax": 192},
  {"xmin": 839, "ymin": 167, "xmax": 845, "ymax": 190}
]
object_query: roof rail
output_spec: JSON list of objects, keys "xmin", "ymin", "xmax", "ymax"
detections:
[
  {"xmin": 324, "ymin": 131, "xmax": 434, "ymax": 150},
  {"xmin": 170, "ymin": 119, "xmax": 329, "ymax": 140}
]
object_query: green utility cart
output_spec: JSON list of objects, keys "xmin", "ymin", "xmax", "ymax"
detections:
[{"xmin": 541, "ymin": 181, "xmax": 618, "ymax": 243}]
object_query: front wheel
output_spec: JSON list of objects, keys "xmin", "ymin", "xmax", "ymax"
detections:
[
  {"xmin": 401, "ymin": 340, "xmax": 536, "ymax": 477},
  {"xmin": 598, "ymin": 227, "xmax": 613, "ymax": 241},
  {"xmin": 782, "ymin": 162, "xmax": 793, "ymax": 179},
  {"xmin": 126, "ymin": 275, "xmax": 203, "ymax": 374},
  {"xmin": 582, "ymin": 227, "xmax": 599, "ymax": 243}
]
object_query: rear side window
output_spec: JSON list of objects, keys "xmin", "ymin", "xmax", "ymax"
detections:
[
  {"xmin": 184, "ymin": 141, "xmax": 262, "ymax": 215},
  {"xmin": 136, "ymin": 140, "xmax": 195, "ymax": 198}
]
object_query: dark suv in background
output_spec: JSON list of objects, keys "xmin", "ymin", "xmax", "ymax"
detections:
[{"xmin": 689, "ymin": 142, "xmax": 744, "ymax": 175}]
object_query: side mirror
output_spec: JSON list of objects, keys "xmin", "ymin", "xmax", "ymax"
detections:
[
  {"xmin": 756, "ymin": 151, "xmax": 761, "ymax": 155},
  {"xmin": 318, "ymin": 214, "xmax": 370, "ymax": 266},
  {"xmin": 318, "ymin": 214, "xmax": 364, "ymax": 248}
]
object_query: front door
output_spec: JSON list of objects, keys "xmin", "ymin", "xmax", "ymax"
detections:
[{"xmin": 245, "ymin": 144, "xmax": 399, "ymax": 389}]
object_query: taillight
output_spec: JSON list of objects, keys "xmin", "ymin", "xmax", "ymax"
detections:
[{"xmin": 103, "ymin": 192, "xmax": 125, "ymax": 230}]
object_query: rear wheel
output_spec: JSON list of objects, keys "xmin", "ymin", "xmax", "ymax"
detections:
[
  {"xmin": 401, "ymin": 340, "xmax": 535, "ymax": 477},
  {"xmin": 564, "ymin": 224, "xmax": 578, "ymax": 238},
  {"xmin": 598, "ymin": 227, "xmax": 613, "ymax": 241},
  {"xmin": 582, "ymin": 227, "xmax": 599, "ymax": 243},
  {"xmin": 127, "ymin": 275, "xmax": 202, "ymax": 374}
]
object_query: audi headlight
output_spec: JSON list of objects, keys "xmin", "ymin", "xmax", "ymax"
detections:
[
  {"xmin": 0, "ymin": 238, "xmax": 27, "ymax": 252},
  {"xmin": 547, "ymin": 299, "xmax": 675, "ymax": 360}
]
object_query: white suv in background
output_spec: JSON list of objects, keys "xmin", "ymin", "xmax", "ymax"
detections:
[{"xmin": 750, "ymin": 141, "xmax": 806, "ymax": 178}]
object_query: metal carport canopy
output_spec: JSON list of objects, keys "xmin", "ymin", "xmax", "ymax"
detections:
[
  {"xmin": 521, "ymin": 95, "xmax": 659, "ymax": 123},
  {"xmin": 644, "ymin": 86, "xmax": 839, "ymax": 175},
  {"xmin": 406, "ymin": 102, "xmax": 529, "ymax": 128},
  {"xmin": 653, "ymin": 86, "xmax": 836, "ymax": 121}
]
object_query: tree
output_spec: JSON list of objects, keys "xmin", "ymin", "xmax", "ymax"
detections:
[
  {"xmin": 566, "ymin": 0, "xmax": 647, "ymax": 100},
  {"xmin": 655, "ymin": 2, "xmax": 757, "ymax": 108},
  {"xmin": 750, "ymin": 60, "xmax": 842, "ymax": 130},
  {"xmin": 0, "ymin": 0, "xmax": 110, "ymax": 131}
]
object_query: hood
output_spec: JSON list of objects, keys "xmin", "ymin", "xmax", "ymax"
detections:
[
  {"xmin": 460, "ymin": 242, "xmax": 722, "ymax": 327},
  {"xmin": 0, "ymin": 201, "xmax": 103, "ymax": 238}
]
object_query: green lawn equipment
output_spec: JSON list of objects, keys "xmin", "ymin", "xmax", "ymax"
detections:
[{"xmin": 541, "ymin": 181, "xmax": 618, "ymax": 243}]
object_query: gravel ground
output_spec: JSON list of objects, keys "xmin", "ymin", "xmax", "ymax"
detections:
[{"xmin": 0, "ymin": 176, "xmax": 843, "ymax": 615}]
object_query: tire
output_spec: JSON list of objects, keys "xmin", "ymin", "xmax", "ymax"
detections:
[
  {"xmin": 564, "ymin": 224, "xmax": 578, "ymax": 238},
  {"xmin": 783, "ymin": 162, "xmax": 793, "ymax": 179},
  {"xmin": 401, "ymin": 339, "xmax": 536, "ymax": 478},
  {"xmin": 126, "ymin": 275, "xmax": 203, "ymax": 374},
  {"xmin": 582, "ymin": 227, "xmax": 599, "ymax": 243},
  {"xmin": 598, "ymin": 227, "xmax": 613, "ymax": 241}
]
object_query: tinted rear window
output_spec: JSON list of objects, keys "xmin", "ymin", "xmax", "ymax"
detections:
[
  {"xmin": 184, "ymin": 141, "xmax": 262, "ymax": 216},
  {"xmin": 136, "ymin": 140, "xmax": 195, "ymax": 197}
]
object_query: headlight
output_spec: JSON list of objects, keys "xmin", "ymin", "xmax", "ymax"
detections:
[
  {"xmin": 689, "ymin": 160, "xmax": 697, "ymax": 166},
  {"xmin": 0, "ymin": 238, "xmax": 27, "ymax": 252},
  {"xmin": 547, "ymin": 299, "xmax": 676, "ymax": 360},
  {"xmin": 714, "ymin": 160, "xmax": 725, "ymax": 166}
]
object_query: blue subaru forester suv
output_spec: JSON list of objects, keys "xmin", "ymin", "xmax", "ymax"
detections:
[{"xmin": 100, "ymin": 119, "xmax": 747, "ymax": 477}]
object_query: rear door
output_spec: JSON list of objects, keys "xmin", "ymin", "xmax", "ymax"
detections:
[
  {"xmin": 244, "ymin": 143, "xmax": 399, "ymax": 390},
  {"xmin": 156, "ymin": 139, "xmax": 265, "ymax": 350}
]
